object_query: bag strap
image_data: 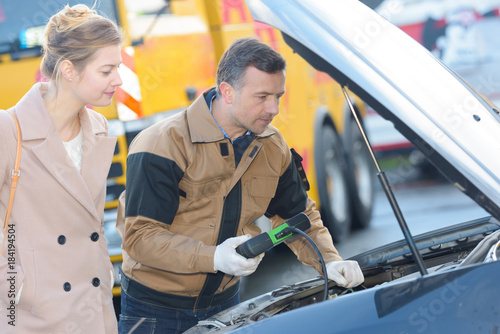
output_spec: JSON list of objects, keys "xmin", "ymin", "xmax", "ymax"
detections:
[{"xmin": 1, "ymin": 110, "xmax": 22, "ymax": 256}]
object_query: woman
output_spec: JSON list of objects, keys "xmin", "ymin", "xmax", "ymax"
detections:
[{"xmin": 0, "ymin": 4, "xmax": 122, "ymax": 333}]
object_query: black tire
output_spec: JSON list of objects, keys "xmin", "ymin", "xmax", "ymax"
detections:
[
  {"xmin": 344, "ymin": 116, "xmax": 375, "ymax": 229},
  {"xmin": 315, "ymin": 123, "xmax": 351, "ymax": 242}
]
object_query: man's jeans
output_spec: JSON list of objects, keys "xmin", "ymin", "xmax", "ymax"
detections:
[{"xmin": 118, "ymin": 285, "xmax": 240, "ymax": 334}]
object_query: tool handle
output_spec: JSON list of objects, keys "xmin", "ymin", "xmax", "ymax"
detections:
[
  {"xmin": 236, "ymin": 213, "xmax": 310, "ymax": 258},
  {"xmin": 236, "ymin": 233, "xmax": 274, "ymax": 258}
]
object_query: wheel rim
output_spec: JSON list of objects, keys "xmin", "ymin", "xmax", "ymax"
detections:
[
  {"xmin": 325, "ymin": 142, "xmax": 348, "ymax": 223},
  {"xmin": 314, "ymin": 118, "xmax": 352, "ymax": 241},
  {"xmin": 352, "ymin": 140, "xmax": 373, "ymax": 207},
  {"xmin": 346, "ymin": 116, "xmax": 375, "ymax": 229},
  {"xmin": 322, "ymin": 126, "xmax": 350, "ymax": 228}
]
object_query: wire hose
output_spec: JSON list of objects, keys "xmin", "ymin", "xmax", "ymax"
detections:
[{"xmin": 284, "ymin": 226, "xmax": 329, "ymax": 301}]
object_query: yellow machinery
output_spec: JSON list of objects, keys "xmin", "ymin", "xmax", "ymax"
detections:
[{"xmin": 0, "ymin": 0, "xmax": 375, "ymax": 300}]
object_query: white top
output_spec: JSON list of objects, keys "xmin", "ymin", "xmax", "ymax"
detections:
[{"xmin": 62, "ymin": 129, "xmax": 83, "ymax": 173}]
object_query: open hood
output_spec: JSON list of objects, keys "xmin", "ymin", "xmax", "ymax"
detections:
[{"xmin": 246, "ymin": 0, "xmax": 500, "ymax": 220}]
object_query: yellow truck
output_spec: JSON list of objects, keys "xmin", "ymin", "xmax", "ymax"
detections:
[{"xmin": 0, "ymin": 0, "xmax": 375, "ymax": 301}]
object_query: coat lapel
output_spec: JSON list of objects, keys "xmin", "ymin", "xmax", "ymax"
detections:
[
  {"xmin": 31, "ymin": 132, "xmax": 101, "ymax": 220},
  {"xmin": 79, "ymin": 110, "xmax": 116, "ymax": 209},
  {"xmin": 16, "ymin": 83, "xmax": 116, "ymax": 223}
]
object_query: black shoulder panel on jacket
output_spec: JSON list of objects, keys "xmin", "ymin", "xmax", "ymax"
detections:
[
  {"xmin": 290, "ymin": 148, "xmax": 310, "ymax": 191},
  {"xmin": 125, "ymin": 152, "xmax": 184, "ymax": 224},
  {"xmin": 265, "ymin": 158, "xmax": 308, "ymax": 219}
]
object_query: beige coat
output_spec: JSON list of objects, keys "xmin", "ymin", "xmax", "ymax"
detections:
[{"xmin": 0, "ymin": 83, "xmax": 117, "ymax": 333}]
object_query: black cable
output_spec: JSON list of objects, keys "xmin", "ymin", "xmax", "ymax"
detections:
[{"xmin": 284, "ymin": 226, "xmax": 328, "ymax": 301}]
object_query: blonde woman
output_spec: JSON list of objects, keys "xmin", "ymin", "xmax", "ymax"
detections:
[{"xmin": 0, "ymin": 4, "xmax": 122, "ymax": 333}]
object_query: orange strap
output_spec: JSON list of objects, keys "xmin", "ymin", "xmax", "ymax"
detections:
[{"xmin": 1, "ymin": 111, "xmax": 22, "ymax": 256}]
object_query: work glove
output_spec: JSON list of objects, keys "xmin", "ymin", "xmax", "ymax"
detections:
[
  {"xmin": 214, "ymin": 235, "xmax": 265, "ymax": 276},
  {"xmin": 326, "ymin": 260, "xmax": 364, "ymax": 288}
]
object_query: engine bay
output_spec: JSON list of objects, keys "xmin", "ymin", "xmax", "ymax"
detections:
[{"xmin": 185, "ymin": 217, "xmax": 500, "ymax": 333}]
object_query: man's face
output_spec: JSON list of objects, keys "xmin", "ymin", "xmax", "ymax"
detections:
[{"xmin": 228, "ymin": 66, "xmax": 285, "ymax": 137}]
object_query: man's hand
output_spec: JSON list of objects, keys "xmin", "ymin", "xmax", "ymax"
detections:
[
  {"xmin": 326, "ymin": 260, "xmax": 364, "ymax": 288},
  {"xmin": 214, "ymin": 235, "xmax": 264, "ymax": 276}
]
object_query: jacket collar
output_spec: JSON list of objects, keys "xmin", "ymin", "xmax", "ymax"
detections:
[
  {"xmin": 15, "ymin": 83, "xmax": 107, "ymax": 141},
  {"xmin": 13, "ymin": 83, "xmax": 115, "ymax": 223},
  {"xmin": 186, "ymin": 88, "xmax": 275, "ymax": 144}
]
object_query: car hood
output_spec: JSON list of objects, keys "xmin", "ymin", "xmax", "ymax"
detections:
[{"xmin": 245, "ymin": 0, "xmax": 500, "ymax": 219}]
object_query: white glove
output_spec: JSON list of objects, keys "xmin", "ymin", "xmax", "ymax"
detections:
[
  {"xmin": 214, "ymin": 235, "xmax": 265, "ymax": 276},
  {"xmin": 326, "ymin": 260, "xmax": 364, "ymax": 288}
]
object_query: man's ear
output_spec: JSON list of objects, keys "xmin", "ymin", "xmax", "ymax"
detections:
[
  {"xmin": 219, "ymin": 82, "xmax": 235, "ymax": 104},
  {"xmin": 60, "ymin": 60, "xmax": 75, "ymax": 82}
]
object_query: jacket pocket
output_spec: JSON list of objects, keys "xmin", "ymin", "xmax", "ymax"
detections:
[
  {"xmin": 16, "ymin": 249, "xmax": 36, "ymax": 312},
  {"xmin": 250, "ymin": 176, "xmax": 279, "ymax": 197},
  {"xmin": 248, "ymin": 176, "xmax": 279, "ymax": 212},
  {"xmin": 118, "ymin": 315, "xmax": 156, "ymax": 334},
  {"xmin": 179, "ymin": 177, "xmax": 222, "ymax": 202},
  {"xmin": 177, "ymin": 178, "xmax": 222, "ymax": 223}
]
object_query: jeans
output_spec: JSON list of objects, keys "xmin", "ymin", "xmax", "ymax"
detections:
[{"xmin": 118, "ymin": 285, "xmax": 240, "ymax": 334}]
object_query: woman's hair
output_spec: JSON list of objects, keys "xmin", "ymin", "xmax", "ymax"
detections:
[{"xmin": 40, "ymin": 4, "xmax": 122, "ymax": 83}]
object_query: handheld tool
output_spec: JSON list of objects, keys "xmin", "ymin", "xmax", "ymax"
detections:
[{"xmin": 236, "ymin": 213, "xmax": 311, "ymax": 258}]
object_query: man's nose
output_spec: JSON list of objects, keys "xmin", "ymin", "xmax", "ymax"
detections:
[{"xmin": 266, "ymin": 97, "xmax": 280, "ymax": 115}]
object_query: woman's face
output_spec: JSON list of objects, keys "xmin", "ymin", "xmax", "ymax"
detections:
[{"xmin": 72, "ymin": 44, "xmax": 123, "ymax": 107}]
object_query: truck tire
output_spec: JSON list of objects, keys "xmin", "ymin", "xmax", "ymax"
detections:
[
  {"xmin": 315, "ymin": 123, "xmax": 351, "ymax": 242},
  {"xmin": 344, "ymin": 116, "xmax": 375, "ymax": 229}
]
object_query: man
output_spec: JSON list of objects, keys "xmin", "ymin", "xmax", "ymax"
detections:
[{"xmin": 116, "ymin": 37, "xmax": 363, "ymax": 334}]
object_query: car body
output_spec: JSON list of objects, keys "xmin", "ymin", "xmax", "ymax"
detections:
[{"xmin": 184, "ymin": 0, "xmax": 500, "ymax": 333}]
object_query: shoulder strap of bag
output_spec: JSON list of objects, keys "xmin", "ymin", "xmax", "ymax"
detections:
[{"xmin": 1, "ymin": 110, "xmax": 22, "ymax": 256}]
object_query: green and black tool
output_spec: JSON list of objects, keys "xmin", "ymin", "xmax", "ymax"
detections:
[{"xmin": 236, "ymin": 213, "xmax": 311, "ymax": 258}]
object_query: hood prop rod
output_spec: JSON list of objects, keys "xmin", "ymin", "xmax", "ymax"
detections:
[{"xmin": 341, "ymin": 86, "xmax": 428, "ymax": 276}]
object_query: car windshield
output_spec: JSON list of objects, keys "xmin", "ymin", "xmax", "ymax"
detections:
[{"xmin": 0, "ymin": 0, "xmax": 119, "ymax": 55}]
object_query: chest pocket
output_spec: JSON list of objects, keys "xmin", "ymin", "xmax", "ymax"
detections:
[
  {"xmin": 179, "ymin": 177, "xmax": 222, "ymax": 201},
  {"xmin": 177, "ymin": 177, "xmax": 222, "ymax": 223},
  {"xmin": 249, "ymin": 176, "xmax": 279, "ymax": 212}
]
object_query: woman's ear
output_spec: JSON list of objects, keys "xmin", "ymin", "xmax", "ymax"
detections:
[
  {"xmin": 219, "ymin": 82, "xmax": 235, "ymax": 104},
  {"xmin": 60, "ymin": 60, "xmax": 75, "ymax": 82}
]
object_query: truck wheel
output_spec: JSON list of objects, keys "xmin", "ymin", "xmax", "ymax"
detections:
[
  {"xmin": 315, "ymin": 123, "xmax": 351, "ymax": 242},
  {"xmin": 344, "ymin": 116, "xmax": 375, "ymax": 229}
]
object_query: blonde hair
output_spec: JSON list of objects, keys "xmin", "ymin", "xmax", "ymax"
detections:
[{"xmin": 41, "ymin": 4, "xmax": 122, "ymax": 83}]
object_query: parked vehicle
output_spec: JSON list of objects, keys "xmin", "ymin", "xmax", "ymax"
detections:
[
  {"xmin": 184, "ymin": 0, "xmax": 500, "ymax": 332},
  {"xmin": 365, "ymin": 0, "xmax": 500, "ymax": 168}
]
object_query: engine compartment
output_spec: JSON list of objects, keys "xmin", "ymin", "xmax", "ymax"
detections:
[{"xmin": 185, "ymin": 217, "xmax": 500, "ymax": 334}]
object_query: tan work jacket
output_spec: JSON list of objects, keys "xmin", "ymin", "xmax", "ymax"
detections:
[{"xmin": 118, "ymin": 89, "xmax": 341, "ymax": 311}]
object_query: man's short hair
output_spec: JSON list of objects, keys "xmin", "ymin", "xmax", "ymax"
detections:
[{"xmin": 216, "ymin": 37, "xmax": 286, "ymax": 96}]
